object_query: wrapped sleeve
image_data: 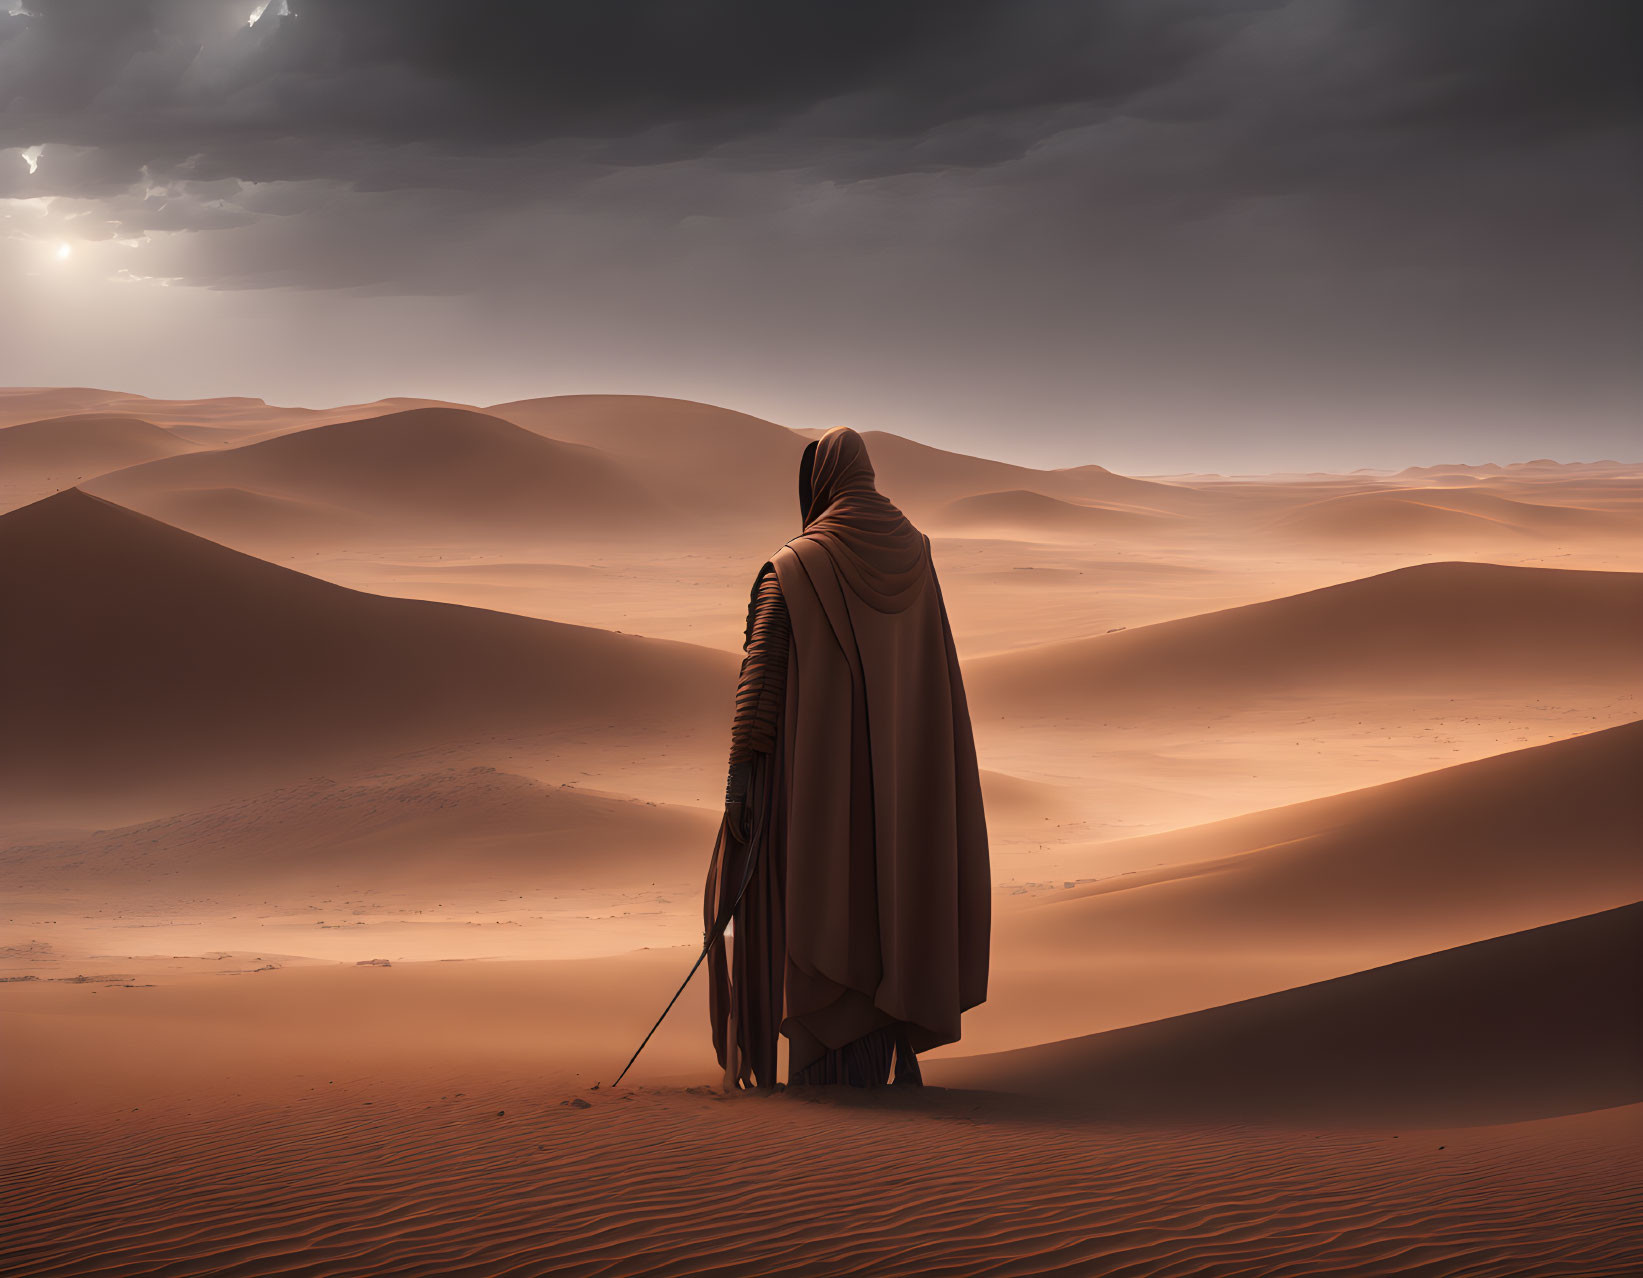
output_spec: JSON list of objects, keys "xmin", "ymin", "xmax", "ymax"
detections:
[{"xmin": 727, "ymin": 570, "xmax": 790, "ymax": 773}]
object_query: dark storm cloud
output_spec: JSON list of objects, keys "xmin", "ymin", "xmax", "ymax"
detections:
[
  {"xmin": 2, "ymin": 0, "xmax": 1634, "ymax": 288},
  {"xmin": 0, "ymin": 1, "xmax": 1238, "ymax": 162},
  {"xmin": 2, "ymin": 2, "xmax": 1635, "ymax": 242},
  {"xmin": 3, "ymin": 1, "xmax": 1634, "ymax": 163},
  {"xmin": 0, "ymin": 1, "xmax": 1637, "ymax": 469}
]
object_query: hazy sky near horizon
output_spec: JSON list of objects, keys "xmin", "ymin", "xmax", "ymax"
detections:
[{"xmin": 1, "ymin": 0, "xmax": 1638, "ymax": 473}]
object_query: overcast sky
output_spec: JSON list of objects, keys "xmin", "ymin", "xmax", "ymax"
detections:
[{"xmin": 1, "ymin": 0, "xmax": 1637, "ymax": 472}]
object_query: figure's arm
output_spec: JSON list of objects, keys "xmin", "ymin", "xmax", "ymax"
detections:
[{"xmin": 724, "ymin": 570, "xmax": 790, "ymax": 838}]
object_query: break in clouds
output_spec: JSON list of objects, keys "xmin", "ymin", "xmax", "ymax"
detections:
[{"xmin": 0, "ymin": 0, "xmax": 1638, "ymax": 471}]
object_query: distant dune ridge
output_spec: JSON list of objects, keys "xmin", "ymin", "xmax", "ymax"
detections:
[
  {"xmin": 933, "ymin": 902, "xmax": 1643, "ymax": 1125},
  {"xmin": 1270, "ymin": 487, "xmax": 1638, "ymax": 541},
  {"xmin": 1396, "ymin": 462, "xmax": 1509, "ymax": 479},
  {"xmin": 0, "ymin": 386, "xmax": 166, "ymax": 428},
  {"xmin": 484, "ymin": 395, "xmax": 1229, "ymax": 539},
  {"xmin": 86, "ymin": 406, "xmax": 660, "ymax": 537},
  {"xmin": 1395, "ymin": 459, "xmax": 1642, "ymax": 480},
  {"xmin": 859, "ymin": 429, "xmax": 1213, "ymax": 517},
  {"xmin": 0, "ymin": 387, "xmax": 317, "ymax": 450},
  {"xmin": 932, "ymin": 489, "xmax": 1179, "ymax": 536},
  {"xmin": 0, "ymin": 489, "xmax": 734, "ymax": 810},
  {"xmin": 484, "ymin": 394, "xmax": 1217, "ymax": 530},
  {"xmin": 970, "ymin": 561, "xmax": 1643, "ymax": 716},
  {"xmin": 0, "ymin": 385, "xmax": 473, "ymax": 440}
]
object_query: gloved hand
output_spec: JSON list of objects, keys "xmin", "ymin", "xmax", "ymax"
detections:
[
  {"xmin": 724, "ymin": 760, "xmax": 753, "ymax": 843},
  {"xmin": 724, "ymin": 800, "xmax": 749, "ymax": 843}
]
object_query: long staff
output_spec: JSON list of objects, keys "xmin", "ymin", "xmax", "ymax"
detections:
[{"xmin": 611, "ymin": 798, "xmax": 766, "ymax": 1087}]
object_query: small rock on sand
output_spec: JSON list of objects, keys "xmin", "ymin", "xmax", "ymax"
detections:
[
  {"xmin": 561, "ymin": 1098, "xmax": 592, "ymax": 1109},
  {"xmin": 355, "ymin": 958, "xmax": 391, "ymax": 967}
]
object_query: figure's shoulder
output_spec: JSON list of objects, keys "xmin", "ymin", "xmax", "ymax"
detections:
[
  {"xmin": 771, "ymin": 533, "xmax": 830, "ymax": 578},
  {"xmin": 746, "ymin": 558, "xmax": 778, "ymax": 598},
  {"xmin": 769, "ymin": 537, "xmax": 835, "ymax": 605}
]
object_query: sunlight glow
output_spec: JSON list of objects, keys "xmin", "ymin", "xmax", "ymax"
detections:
[{"xmin": 55, "ymin": 241, "xmax": 71, "ymax": 261}]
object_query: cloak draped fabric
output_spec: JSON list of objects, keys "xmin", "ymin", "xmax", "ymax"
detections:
[{"xmin": 704, "ymin": 426, "xmax": 991, "ymax": 1087}]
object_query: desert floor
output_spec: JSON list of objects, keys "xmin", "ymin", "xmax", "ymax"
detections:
[{"xmin": 2, "ymin": 387, "xmax": 1640, "ymax": 1275}]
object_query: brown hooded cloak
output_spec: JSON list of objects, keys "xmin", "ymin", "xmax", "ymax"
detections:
[{"xmin": 705, "ymin": 426, "xmax": 990, "ymax": 1086}]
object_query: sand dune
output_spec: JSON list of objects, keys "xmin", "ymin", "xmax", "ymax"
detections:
[
  {"xmin": 969, "ymin": 561, "xmax": 1643, "ymax": 717},
  {"xmin": 0, "ymin": 413, "xmax": 200, "ymax": 511},
  {"xmin": 1481, "ymin": 482, "xmax": 1643, "ymax": 520},
  {"xmin": 0, "ymin": 412, "xmax": 194, "ymax": 473},
  {"xmin": 118, "ymin": 485, "xmax": 375, "ymax": 545},
  {"xmin": 937, "ymin": 902, "xmax": 1643, "ymax": 1125},
  {"xmin": 87, "ymin": 406, "xmax": 658, "ymax": 538},
  {"xmin": 1034, "ymin": 720, "xmax": 1643, "ymax": 952},
  {"xmin": 489, "ymin": 393, "xmax": 800, "ymax": 466},
  {"xmin": 0, "ymin": 766, "xmax": 718, "ymax": 892},
  {"xmin": 0, "ymin": 490, "xmax": 734, "ymax": 814},
  {"xmin": 176, "ymin": 394, "xmax": 484, "ymax": 447},
  {"xmin": 488, "ymin": 394, "xmax": 807, "ymax": 530},
  {"xmin": 0, "ymin": 386, "xmax": 139, "ymax": 427},
  {"xmin": 1270, "ymin": 486, "xmax": 1637, "ymax": 540},
  {"xmin": 958, "ymin": 722, "xmax": 1643, "ymax": 1056},
  {"xmin": 931, "ymin": 489, "xmax": 1177, "ymax": 537},
  {"xmin": 978, "ymin": 768, "xmax": 1096, "ymax": 830},
  {"xmin": 284, "ymin": 395, "xmax": 483, "ymax": 427}
]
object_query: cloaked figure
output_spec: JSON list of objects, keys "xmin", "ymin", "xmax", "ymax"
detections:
[{"xmin": 704, "ymin": 426, "xmax": 991, "ymax": 1088}]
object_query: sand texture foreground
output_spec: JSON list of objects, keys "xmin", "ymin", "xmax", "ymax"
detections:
[{"xmin": 4, "ymin": 1088, "xmax": 1640, "ymax": 1278}]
